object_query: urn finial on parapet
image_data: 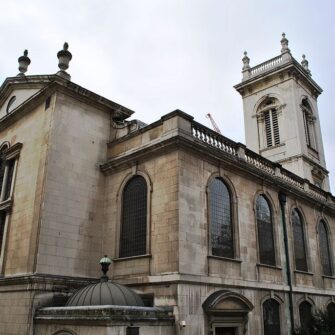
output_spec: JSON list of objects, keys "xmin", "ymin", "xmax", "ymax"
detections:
[
  {"xmin": 242, "ymin": 51, "xmax": 251, "ymax": 80},
  {"xmin": 56, "ymin": 42, "xmax": 72, "ymax": 80},
  {"xmin": 301, "ymin": 54, "xmax": 312, "ymax": 76},
  {"xmin": 242, "ymin": 51, "xmax": 250, "ymax": 70},
  {"xmin": 280, "ymin": 33, "xmax": 290, "ymax": 53},
  {"xmin": 17, "ymin": 49, "xmax": 31, "ymax": 76}
]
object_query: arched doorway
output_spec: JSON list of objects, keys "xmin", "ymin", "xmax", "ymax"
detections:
[{"xmin": 202, "ymin": 290, "xmax": 254, "ymax": 335}]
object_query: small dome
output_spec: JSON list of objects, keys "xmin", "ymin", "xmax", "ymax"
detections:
[{"xmin": 66, "ymin": 281, "xmax": 144, "ymax": 307}]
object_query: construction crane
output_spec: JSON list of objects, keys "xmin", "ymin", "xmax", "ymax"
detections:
[{"xmin": 206, "ymin": 113, "xmax": 222, "ymax": 134}]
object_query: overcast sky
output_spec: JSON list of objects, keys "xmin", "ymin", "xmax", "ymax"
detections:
[{"xmin": 0, "ymin": 0, "xmax": 334, "ymax": 190}]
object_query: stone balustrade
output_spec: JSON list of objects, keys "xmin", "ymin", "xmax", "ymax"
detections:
[{"xmin": 191, "ymin": 119, "xmax": 332, "ymax": 203}]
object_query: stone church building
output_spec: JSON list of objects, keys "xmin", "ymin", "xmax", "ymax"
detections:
[{"xmin": 0, "ymin": 35, "xmax": 334, "ymax": 335}]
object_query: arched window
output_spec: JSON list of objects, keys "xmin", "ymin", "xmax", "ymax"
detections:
[
  {"xmin": 299, "ymin": 301, "xmax": 312, "ymax": 335},
  {"xmin": 318, "ymin": 220, "xmax": 332, "ymax": 276},
  {"xmin": 257, "ymin": 98, "xmax": 281, "ymax": 148},
  {"xmin": 263, "ymin": 298, "xmax": 281, "ymax": 335},
  {"xmin": 301, "ymin": 98, "xmax": 317, "ymax": 150},
  {"xmin": 120, "ymin": 176, "xmax": 147, "ymax": 258},
  {"xmin": 6, "ymin": 96, "xmax": 16, "ymax": 114},
  {"xmin": 208, "ymin": 177, "xmax": 234, "ymax": 258},
  {"xmin": 327, "ymin": 303, "xmax": 335, "ymax": 329},
  {"xmin": 256, "ymin": 195, "xmax": 275, "ymax": 265},
  {"xmin": 291, "ymin": 209, "xmax": 308, "ymax": 272}
]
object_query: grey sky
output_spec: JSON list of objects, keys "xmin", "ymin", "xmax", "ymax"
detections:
[{"xmin": 1, "ymin": 0, "xmax": 334, "ymax": 190}]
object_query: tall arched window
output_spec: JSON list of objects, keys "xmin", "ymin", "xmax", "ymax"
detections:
[
  {"xmin": 120, "ymin": 176, "xmax": 147, "ymax": 258},
  {"xmin": 299, "ymin": 301, "xmax": 312, "ymax": 335},
  {"xmin": 263, "ymin": 298, "xmax": 281, "ymax": 335},
  {"xmin": 208, "ymin": 177, "xmax": 234, "ymax": 258},
  {"xmin": 301, "ymin": 98, "xmax": 317, "ymax": 151},
  {"xmin": 256, "ymin": 195, "xmax": 275, "ymax": 265},
  {"xmin": 257, "ymin": 98, "xmax": 281, "ymax": 148},
  {"xmin": 318, "ymin": 220, "xmax": 332, "ymax": 276},
  {"xmin": 292, "ymin": 209, "xmax": 308, "ymax": 272}
]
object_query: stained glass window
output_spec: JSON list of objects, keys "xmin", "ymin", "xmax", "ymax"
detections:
[
  {"xmin": 208, "ymin": 178, "xmax": 233, "ymax": 258},
  {"xmin": 256, "ymin": 195, "xmax": 275, "ymax": 265},
  {"xmin": 319, "ymin": 220, "xmax": 332, "ymax": 276},
  {"xmin": 299, "ymin": 301, "xmax": 312, "ymax": 335},
  {"xmin": 263, "ymin": 299, "xmax": 281, "ymax": 335},
  {"xmin": 120, "ymin": 176, "xmax": 147, "ymax": 258},
  {"xmin": 292, "ymin": 209, "xmax": 308, "ymax": 272}
]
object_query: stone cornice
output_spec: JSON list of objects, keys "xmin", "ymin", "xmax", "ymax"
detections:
[
  {"xmin": 35, "ymin": 305, "xmax": 175, "ymax": 325},
  {"xmin": 102, "ymin": 130, "xmax": 335, "ymax": 213},
  {"xmin": 0, "ymin": 273, "xmax": 95, "ymax": 288}
]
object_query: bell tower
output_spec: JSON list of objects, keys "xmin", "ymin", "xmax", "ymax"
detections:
[{"xmin": 234, "ymin": 34, "xmax": 330, "ymax": 191}]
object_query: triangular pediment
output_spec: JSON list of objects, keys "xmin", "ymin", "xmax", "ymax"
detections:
[{"xmin": 0, "ymin": 76, "xmax": 51, "ymax": 119}]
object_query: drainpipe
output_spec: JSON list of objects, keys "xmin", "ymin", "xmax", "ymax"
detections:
[{"xmin": 278, "ymin": 192, "xmax": 294, "ymax": 334}]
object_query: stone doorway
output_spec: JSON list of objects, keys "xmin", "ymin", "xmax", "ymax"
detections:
[{"xmin": 202, "ymin": 290, "xmax": 254, "ymax": 335}]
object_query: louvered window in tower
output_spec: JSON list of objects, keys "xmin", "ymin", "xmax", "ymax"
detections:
[
  {"xmin": 302, "ymin": 99, "xmax": 317, "ymax": 151},
  {"xmin": 120, "ymin": 176, "xmax": 147, "ymax": 258},
  {"xmin": 264, "ymin": 109, "xmax": 280, "ymax": 147}
]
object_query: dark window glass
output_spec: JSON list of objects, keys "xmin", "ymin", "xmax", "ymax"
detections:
[
  {"xmin": 0, "ymin": 155, "xmax": 5, "ymax": 197},
  {"xmin": 45, "ymin": 96, "xmax": 51, "ymax": 110},
  {"xmin": 256, "ymin": 195, "xmax": 275, "ymax": 265},
  {"xmin": 208, "ymin": 178, "xmax": 233, "ymax": 258},
  {"xmin": 263, "ymin": 299, "xmax": 281, "ymax": 335},
  {"xmin": 4, "ymin": 159, "xmax": 15, "ymax": 200},
  {"xmin": 0, "ymin": 211, "xmax": 6, "ymax": 253},
  {"xmin": 126, "ymin": 327, "xmax": 139, "ymax": 335},
  {"xmin": 319, "ymin": 220, "xmax": 332, "ymax": 276},
  {"xmin": 120, "ymin": 176, "xmax": 147, "ymax": 258},
  {"xmin": 292, "ymin": 209, "xmax": 308, "ymax": 272},
  {"xmin": 327, "ymin": 303, "xmax": 335, "ymax": 329},
  {"xmin": 299, "ymin": 301, "xmax": 312, "ymax": 335}
]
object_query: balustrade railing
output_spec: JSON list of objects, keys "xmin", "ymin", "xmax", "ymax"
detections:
[
  {"xmin": 192, "ymin": 122, "xmax": 237, "ymax": 156},
  {"xmin": 279, "ymin": 168, "xmax": 305, "ymax": 190},
  {"xmin": 191, "ymin": 121, "xmax": 330, "ymax": 203},
  {"xmin": 309, "ymin": 183, "xmax": 328, "ymax": 201},
  {"xmin": 245, "ymin": 149, "xmax": 276, "ymax": 175},
  {"xmin": 250, "ymin": 55, "xmax": 283, "ymax": 76}
]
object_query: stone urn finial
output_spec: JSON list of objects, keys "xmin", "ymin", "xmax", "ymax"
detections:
[
  {"xmin": 242, "ymin": 51, "xmax": 250, "ymax": 70},
  {"xmin": 301, "ymin": 54, "xmax": 311, "ymax": 76},
  {"xmin": 18, "ymin": 49, "xmax": 31, "ymax": 76},
  {"xmin": 281, "ymin": 33, "xmax": 290, "ymax": 53},
  {"xmin": 56, "ymin": 42, "xmax": 72, "ymax": 80}
]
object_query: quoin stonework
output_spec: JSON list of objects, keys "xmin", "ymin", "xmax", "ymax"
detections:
[{"xmin": 0, "ymin": 35, "xmax": 334, "ymax": 335}]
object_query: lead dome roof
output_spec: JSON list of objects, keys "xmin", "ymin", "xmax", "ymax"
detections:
[{"xmin": 66, "ymin": 281, "xmax": 144, "ymax": 307}]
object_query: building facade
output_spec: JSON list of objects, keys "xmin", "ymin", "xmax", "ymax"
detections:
[{"xmin": 0, "ymin": 37, "xmax": 334, "ymax": 335}]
